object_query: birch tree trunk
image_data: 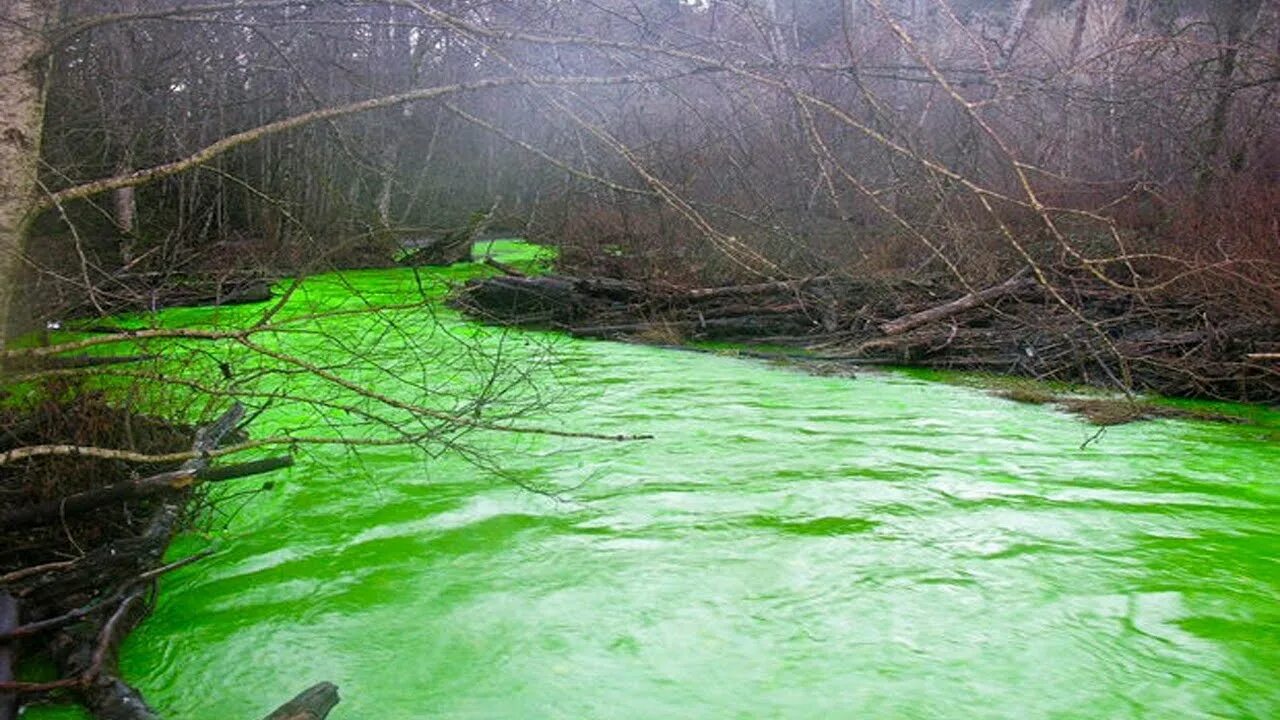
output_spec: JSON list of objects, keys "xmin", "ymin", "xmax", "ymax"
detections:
[{"xmin": 0, "ymin": 0, "xmax": 57, "ymax": 352}]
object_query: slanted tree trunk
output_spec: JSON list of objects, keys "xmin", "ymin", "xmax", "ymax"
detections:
[
  {"xmin": 1068, "ymin": 0, "xmax": 1090, "ymax": 66},
  {"xmin": 1000, "ymin": 0, "xmax": 1037, "ymax": 67},
  {"xmin": 0, "ymin": 0, "xmax": 57, "ymax": 353}
]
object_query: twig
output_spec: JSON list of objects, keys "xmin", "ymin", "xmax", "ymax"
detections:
[
  {"xmin": 86, "ymin": 592, "xmax": 143, "ymax": 680},
  {"xmin": 0, "ymin": 560, "xmax": 78, "ymax": 586},
  {"xmin": 136, "ymin": 549, "xmax": 216, "ymax": 582}
]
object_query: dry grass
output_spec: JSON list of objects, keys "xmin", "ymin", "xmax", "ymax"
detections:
[
  {"xmin": 633, "ymin": 320, "xmax": 685, "ymax": 346},
  {"xmin": 988, "ymin": 378, "xmax": 1245, "ymax": 427},
  {"xmin": 1056, "ymin": 397, "xmax": 1241, "ymax": 426},
  {"xmin": 995, "ymin": 386, "xmax": 1058, "ymax": 405}
]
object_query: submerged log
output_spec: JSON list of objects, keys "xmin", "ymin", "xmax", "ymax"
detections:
[
  {"xmin": 399, "ymin": 234, "xmax": 472, "ymax": 266},
  {"xmin": 262, "ymin": 682, "xmax": 340, "ymax": 720}
]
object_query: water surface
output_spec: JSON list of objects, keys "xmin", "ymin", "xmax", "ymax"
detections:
[{"xmin": 29, "ymin": 249, "xmax": 1280, "ymax": 718}]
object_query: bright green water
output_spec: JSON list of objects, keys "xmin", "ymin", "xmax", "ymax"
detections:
[{"xmin": 26, "ymin": 245, "xmax": 1280, "ymax": 719}]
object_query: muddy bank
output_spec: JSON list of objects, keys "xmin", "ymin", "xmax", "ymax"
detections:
[{"xmin": 451, "ymin": 271, "xmax": 1280, "ymax": 404}]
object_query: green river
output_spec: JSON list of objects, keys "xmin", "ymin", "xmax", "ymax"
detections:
[{"xmin": 27, "ymin": 243, "xmax": 1280, "ymax": 718}]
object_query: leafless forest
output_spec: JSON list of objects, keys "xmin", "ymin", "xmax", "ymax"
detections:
[
  {"xmin": 2, "ymin": 0, "xmax": 1277, "ymax": 396},
  {"xmin": 0, "ymin": 2, "xmax": 1278, "ymax": 716}
]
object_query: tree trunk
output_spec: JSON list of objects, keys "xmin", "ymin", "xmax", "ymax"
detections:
[
  {"xmin": 1000, "ymin": 0, "xmax": 1036, "ymax": 67},
  {"xmin": 0, "ymin": 0, "xmax": 57, "ymax": 352},
  {"xmin": 114, "ymin": 178, "xmax": 137, "ymax": 266},
  {"xmin": 1068, "ymin": 0, "xmax": 1089, "ymax": 66},
  {"xmin": 1198, "ymin": 0, "xmax": 1262, "ymax": 190}
]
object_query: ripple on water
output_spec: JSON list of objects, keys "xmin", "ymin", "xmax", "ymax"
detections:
[{"xmin": 23, "ymin": 264, "xmax": 1271, "ymax": 720}]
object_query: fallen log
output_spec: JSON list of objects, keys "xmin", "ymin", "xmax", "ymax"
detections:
[
  {"xmin": 573, "ymin": 277, "xmax": 645, "ymax": 302},
  {"xmin": 55, "ymin": 590, "xmax": 159, "ymax": 720},
  {"xmin": 452, "ymin": 275, "xmax": 593, "ymax": 323},
  {"xmin": 482, "ymin": 256, "xmax": 526, "ymax": 277},
  {"xmin": 398, "ymin": 236, "xmax": 472, "ymax": 266},
  {"xmin": 72, "ymin": 278, "xmax": 274, "ymax": 317},
  {"xmin": 879, "ymin": 271, "xmax": 1034, "ymax": 336},
  {"xmin": 2, "ymin": 403, "xmax": 295, "ymax": 720},
  {"xmin": 454, "ymin": 268, "xmax": 1280, "ymax": 403},
  {"xmin": 2, "ymin": 355, "xmax": 156, "ymax": 374},
  {"xmin": 1, "ymin": 552, "xmax": 214, "ymax": 643},
  {"xmin": 0, "ymin": 455, "xmax": 293, "ymax": 530},
  {"xmin": 682, "ymin": 277, "xmax": 826, "ymax": 300},
  {"xmin": 568, "ymin": 313, "xmax": 813, "ymax": 339}
]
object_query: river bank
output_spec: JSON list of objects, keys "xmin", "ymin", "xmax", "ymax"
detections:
[
  {"xmin": 27, "ymin": 264, "xmax": 1276, "ymax": 718},
  {"xmin": 0, "ymin": 397, "xmax": 333, "ymax": 719},
  {"xmin": 5, "ymin": 244, "xmax": 1277, "ymax": 718},
  {"xmin": 451, "ymin": 268, "xmax": 1280, "ymax": 405}
]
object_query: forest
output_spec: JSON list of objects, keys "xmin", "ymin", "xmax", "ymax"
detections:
[{"xmin": 1, "ymin": 1, "xmax": 1277, "ymax": 718}]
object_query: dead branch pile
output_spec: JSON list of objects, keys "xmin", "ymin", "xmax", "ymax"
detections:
[
  {"xmin": 0, "ymin": 397, "xmax": 324, "ymax": 719},
  {"xmin": 452, "ymin": 270, "xmax": 1280, "ymax": 404},
  {"xmin": 70, "ymin": 272, "xmax": 275, "ymax": 316}
]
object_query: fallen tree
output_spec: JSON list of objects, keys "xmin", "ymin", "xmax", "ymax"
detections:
[
  {"xmin": 0, "ymin": 402, "xmax": 328, "ymax": 719},
  {"xmin": 879, "ymin": 271, "xmax": 1034, "ymax": 336},
  {"xmin": 452, "ymin": 268, "xmax": 1280, "ymax": 404}
]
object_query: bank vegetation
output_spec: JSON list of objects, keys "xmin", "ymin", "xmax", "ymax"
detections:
[{"xmin": 0, "ymin": 1, "xmax": 1277, "ymax": 717}]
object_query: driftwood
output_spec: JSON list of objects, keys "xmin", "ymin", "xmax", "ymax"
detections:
[
  {"xmin": 879, "ymin": 271, "xmax": 1034, "ymax": 336},
  {"xmin": 454, "ymin": 267, "xmax": 1280, "ymax": 403}
]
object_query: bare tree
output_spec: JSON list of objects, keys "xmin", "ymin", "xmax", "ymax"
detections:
[{"xmin": 0, "ymin": 0, "xmax": 57, "ymax": 353}]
